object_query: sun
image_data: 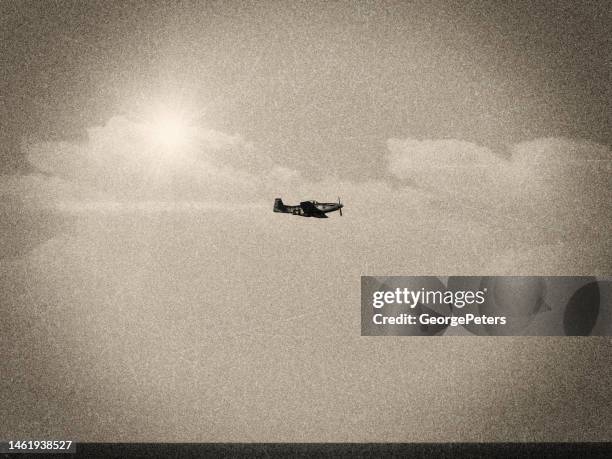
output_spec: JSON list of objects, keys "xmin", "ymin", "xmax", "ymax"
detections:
[{"xmin": 149, "ymin": 110, "xmax": 190, "ymax": 148}]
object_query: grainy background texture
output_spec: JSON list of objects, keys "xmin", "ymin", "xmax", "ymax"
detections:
[{"xmin": 1, "ymin": 0, "xmax": 610, "ymax": 442}]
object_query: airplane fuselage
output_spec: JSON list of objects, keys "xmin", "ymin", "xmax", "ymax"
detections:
[{"xmin": 273, "ymin": 198, "xmax": 343, "ymax": 218}]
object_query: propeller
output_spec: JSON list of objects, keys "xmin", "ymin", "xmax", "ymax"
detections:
[{"xmin": 338, "ymin": 196, "xmax": 343, "ymax": 216}]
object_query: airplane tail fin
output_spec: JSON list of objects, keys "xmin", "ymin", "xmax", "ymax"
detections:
[{"xmin": 273, "ymin": 198, "xmax": 286, "ymax": 212}]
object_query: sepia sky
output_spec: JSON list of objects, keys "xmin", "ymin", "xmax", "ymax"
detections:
[
  {"xmin": 1, "ymin": 0, "xmax": 611, "ymax": 442},
  {"xmin": 2, "ymin": 0, "xmax": 611, "ymax": 175}
]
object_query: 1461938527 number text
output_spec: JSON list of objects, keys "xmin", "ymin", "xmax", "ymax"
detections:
[{"xmin": 1, "ymin": 440, "xmax": 75, "ymax": 454}]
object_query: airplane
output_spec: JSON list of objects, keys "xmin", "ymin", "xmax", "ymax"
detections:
[{"xmin": 273, "ymin": 197, "xmax": 343, "ymax": 218}]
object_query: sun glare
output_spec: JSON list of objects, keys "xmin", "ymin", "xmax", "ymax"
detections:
[{"xmin": 150, "ymin": 111, "xmax": 189, "ymax": 148}]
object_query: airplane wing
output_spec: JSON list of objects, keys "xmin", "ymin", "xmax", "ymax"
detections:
[{"xmin": 299, "ymin": 201, "xmax": 327, "ymax": 217}]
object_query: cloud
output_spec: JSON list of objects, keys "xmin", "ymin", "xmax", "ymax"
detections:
[
  {"xmin": 53, "ymin": 200, "xmax": 268, "ymax": 214},
  {"xmin": 269, "ymin": 165, "xmax": 301, "ymax": 183},
  {"xmin": 24, "ymin": 116, "xmax": 268, "ymax": 204},
  {"xmin": 3, "ymin": 117, "xmax": 610, "ymax": 269},
  {"xmin": 386, "ymin": 136, "xmax": 611, "ymax": 237},
  {"xmin": 9, "ymin": 119, "xmax": 612, "ymax": 229},
  {"xmin": 1, "ymin": 115, "xmax": 282, "ymax": 258},
  {"xmin": 15, "ymin": 115, "xmax": 432, "ymax": 214}
]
